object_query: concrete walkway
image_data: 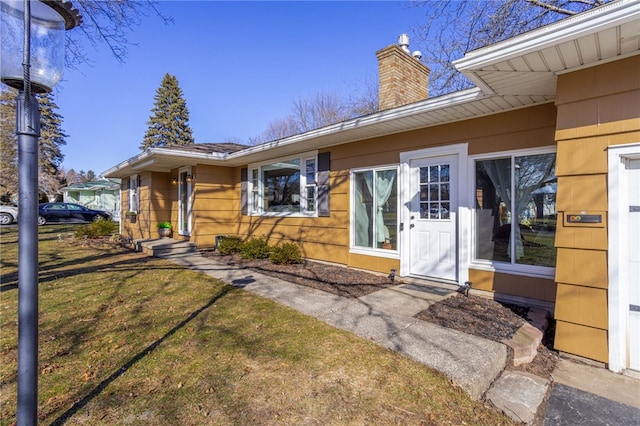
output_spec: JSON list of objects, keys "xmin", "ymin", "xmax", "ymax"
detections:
[{"xmin": 142, "ymin": 242, "xmax": 640, "ymax": 425}]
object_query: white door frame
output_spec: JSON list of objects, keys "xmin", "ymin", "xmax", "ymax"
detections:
[
  {"xmin": 608, "ymin": 142, "xmax": 640, "ymax": 373},
  {"xmin": 399, "ymin": 143, "xmax": 469, "ymax": 284},
  {"xmin": 178, "ymin": 166, "xmax": 193, "ymax": 236}
]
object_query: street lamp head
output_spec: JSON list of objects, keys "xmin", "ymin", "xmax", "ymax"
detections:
[{"xmin": 0, "ymin": 0, "xmax": 81, "ymax": 93}]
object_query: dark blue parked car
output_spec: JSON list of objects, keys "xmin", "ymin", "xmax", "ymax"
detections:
[{"xmin": 38, "ymin": 202, "xmax": 112, "ymax": 225}]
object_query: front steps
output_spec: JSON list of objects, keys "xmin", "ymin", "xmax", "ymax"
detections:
[{"xmin": 136, "ymin": 238, "xmax": 197, "ymax": 258}]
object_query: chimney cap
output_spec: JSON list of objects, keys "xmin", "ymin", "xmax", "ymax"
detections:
[{"xmin": 398, "ymin": 34, "xmax": 410, "ymax": 53}]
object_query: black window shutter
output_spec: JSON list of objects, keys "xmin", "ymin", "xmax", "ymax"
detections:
[
  {"xmin": 240, "ymin": 168, "xmax": 248, "ymax": 215},
  {"xmin": 317, "ymin": 152, "xmax": 330, "ymax": 217}
]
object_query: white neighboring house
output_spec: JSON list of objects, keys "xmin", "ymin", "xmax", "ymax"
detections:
[{"xmin": 61, "ymin": 179, "xmax": 121, "ymax": 221}]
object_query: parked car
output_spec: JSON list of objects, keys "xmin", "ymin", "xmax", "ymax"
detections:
[
  {"xmin": 38, "ymin": 202, "xmax": 112, "ymax": 225},
  {"xmin": 0, "ymin": 205, "xmax": 18, "ymax": 225}
]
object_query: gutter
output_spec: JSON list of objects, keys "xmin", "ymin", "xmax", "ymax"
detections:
[{"xmin": 453, "ymin": 0, "xmax": 640, "ymax": 72}]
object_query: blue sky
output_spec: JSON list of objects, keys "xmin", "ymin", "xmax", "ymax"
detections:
[{"xmin": 54, "ymin": 1, "xmax": 425, "ymax": 176}]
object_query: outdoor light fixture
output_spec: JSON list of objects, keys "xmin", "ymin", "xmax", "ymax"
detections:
[
  {"xmin": 186, "ymin": 173, "xmax": 195, "ymax": 182},
  {"xmin": 0, "ymin": 1, "xmax": 80, "ymax": 424},
  {"xmin": 171, "ymin": 177, "xmax": 178, "ymax": 185},
  {"xmin": 1, "ymin": 0, "xmax": 79, "ymax": 93}
]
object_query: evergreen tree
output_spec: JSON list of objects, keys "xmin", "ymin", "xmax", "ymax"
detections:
[
  {"xmin": 0, "ymin": 86, "xmax": 68, "ymax": 201},
  {"xmin": 0, "ymin": 88, "xmax": 18, "ymax": 200},
  {"xmin": 38, "ymin": 92, "xmax": 67, "ymax": 176},
  {"xmin": 38, "ymin": 92, "xmax": 67, "ymax": 201},
  {"xmin": 141, "ymin": 73, "xmax": 194, "ymax": 150}
]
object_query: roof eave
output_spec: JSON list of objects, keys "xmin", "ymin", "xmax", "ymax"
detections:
[
  {"xmin": 103, "ymin": 88, "xmax": 489, "ymax": 177},
  {"xmin": 454, "ymin": 0, "xmax": 639, "ymax": 73}
]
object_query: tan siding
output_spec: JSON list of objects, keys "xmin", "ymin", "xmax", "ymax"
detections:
[
  {"xmin": 555, "ymin": 248, "xmax": 607, "ymax": 289},
  {"xmin": 331, "ymin": 104, "xmax": 557, "ymax": 171},
  {"xmin": 555, "ymin": 283, "xmax": 608, "ymax": 329},
  {"xmin": 347, "ymin": 253, "xmax": 400, "ymax": 276},
  {"xmin": 555, "ymin": 175, "xmax": 607, "ymax": 211},
  {"xmin": 555, "ymin": 55, "xmax": 640, "ymax": 106},
  {"xmin": 468, "ymin": 269, "xmax": 556, "ymax": 302},
  {"xmin": 556, "ymin": 138, "xmax": 609, "ymax": 176},
  {"xmin": 552, "ymin": 55, "xmax": 640, "ymax": 364},
  {"xmin": 555, "ymin": 214, "xmax": 608, "ymax": 251},
  {"xmin": 554, "ymin": 321, "xmax": 608, "ymax": 363}
]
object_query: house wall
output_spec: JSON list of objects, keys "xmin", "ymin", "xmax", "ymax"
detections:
[
  {"xmin": 188, "ymin": 104, "xmax": 558, "ymax": 302},
  {"xmin": 190, "ymin": 165, "xmax": 239, "ymax": 246},
  {"xmin": 121, "ymin": 171, "xmax": 175, "ymax": 240},
  {"xmin": 553, "ymin": 55, "xmax": 640, "ymax": 363}
]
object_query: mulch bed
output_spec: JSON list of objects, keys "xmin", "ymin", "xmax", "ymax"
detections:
[
  {"xmin": 415, "ymin": 293, "xmax": 527, "ymax": 341},
  {"xmin": 202, "ymin": 251, "xmax": 395, "ymax": 298}
]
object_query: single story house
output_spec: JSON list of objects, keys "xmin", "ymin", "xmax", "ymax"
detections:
[
  {"xmin": 61, "ymin": 179, "xmax": 121, "ymax": 220},
  {"xmin": 104, "ymin": 1, "xmax": 640, "ymax": 373}
]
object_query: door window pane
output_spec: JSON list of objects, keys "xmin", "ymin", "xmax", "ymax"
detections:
[{"xmin": 419, "ymin": 164, "xmax": 450, "ymax": 219}]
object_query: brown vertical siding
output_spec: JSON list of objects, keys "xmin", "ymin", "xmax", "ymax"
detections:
[
  {"xmin": 468, "ymin": 269, "xmax": 556, "ymax": 303},
  {"xmin": 553, "ymin": 55, "xmax": 640, "ymax": 363}
]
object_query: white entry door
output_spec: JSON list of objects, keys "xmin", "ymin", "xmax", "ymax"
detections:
[
  {"xmin": 628, "ymin": 158, "xmax": 640, "ymax": 371},
  {"xmin": 408, "ymin": 155, "xmax": 458, "ymax": 281}
]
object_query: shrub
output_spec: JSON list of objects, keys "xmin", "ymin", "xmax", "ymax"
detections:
[
  {"xmin": 74, "ymin": 218, "xmax": 119, "ymax": 239},
  {"xmin": 269, "ymin": 242, "xmax": 303, "ymax": 265},
  {"xmin": 216, "ymin": 236, "xmax": 243, "ymax": 255},
  {"xmin": 240, "ymin": 236, "xmax": 271, "ymax": 259}
]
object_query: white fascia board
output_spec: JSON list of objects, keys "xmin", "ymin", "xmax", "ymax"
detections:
[
  {"xmin": 103, "ymin": 88, "xmax": 489, "ymax": 175},
  {"xmin": 151, "ymin": 147, "xmax": 229, "ymax": 161},
  {"xmin": 102, "ymin": 150, "xmax": 152, "ymax": 177},
  {"xmin": 454, "ymin": 0, "xmax": 640, "ymax": 72},
  {"xmin": 102, "ymin": 148, "xmax": 229, "ymax": 177},
  {"xmin": 224, "ymin": 88, "xmax": 486, "ymax": 163}
]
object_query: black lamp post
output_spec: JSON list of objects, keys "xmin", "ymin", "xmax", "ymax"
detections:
[{"xmin": 0, "ymin": 1, "xmax": 80, "ymax": 424}]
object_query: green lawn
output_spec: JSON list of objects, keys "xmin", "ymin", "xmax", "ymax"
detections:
[{"xmin": 0, "ymin": 225, "xmax": 514, "ymax": 425}]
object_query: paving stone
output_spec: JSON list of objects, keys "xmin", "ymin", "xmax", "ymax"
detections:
[{"xmin": 486, "ymin": 370, "xmax": 549, "ymax": 424}]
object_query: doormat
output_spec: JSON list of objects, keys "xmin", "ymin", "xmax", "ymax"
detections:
[{"xmin": 401, "ymin": 284, "xmax": 453, "ymax": 296}]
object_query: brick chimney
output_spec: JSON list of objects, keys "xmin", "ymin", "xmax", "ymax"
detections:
[{"xmin": 376, "ymin": 34, "xmax": 430, "ymax": 111}]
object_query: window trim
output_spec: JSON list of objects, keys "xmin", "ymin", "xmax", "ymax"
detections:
[
  {"xmin": 248, "ymin": 150, "xmax": 318, "ymax": 217},
  {"xmin": 349, "ymin": 164, "xmax": 401, "ymax": 259},
  {"xmin": 469, "ymin": 146, "xmax": 557, "ymax": 278},
  {"xmin": 128, "ymin": 174, "xmax": 139, "ymax": 214}
]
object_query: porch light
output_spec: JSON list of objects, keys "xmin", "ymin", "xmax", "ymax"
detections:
[
  {"xmin": 186, "ymin": 173, "xmax": 194, "ymax": 182},
  {"xmin": 171, "ymin": 177, "xmax": 178, "ymax": 184},
  {"xmin": 0, "ymin": 1, "xmax": 81, "ymax": 424}
]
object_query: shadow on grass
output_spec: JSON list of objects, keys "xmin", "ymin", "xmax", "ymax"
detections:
[
  {"xmin": 0, "ymin": 253, "xmax": 184, "ymax": 293},
  {"xmin": 50, "ymin": 285, "xmax": 237, "ymax": 425}
]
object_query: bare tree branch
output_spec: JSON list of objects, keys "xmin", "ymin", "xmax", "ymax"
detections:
[
  {"xmin": 408, "ymin": 0, "xmax": 614, "ymax": 96},
  {"xmin": 525, "ymin": 0, "xmax": 577, "ymax": 15},
  {"xmin": 66, "ymin": 0, "xmax": 173, "ymax": 67}
]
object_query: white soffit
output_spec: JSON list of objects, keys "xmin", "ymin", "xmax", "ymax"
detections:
[{"xmin": 454, "ymin": 0, "xmax": 640, "ymax": 96}]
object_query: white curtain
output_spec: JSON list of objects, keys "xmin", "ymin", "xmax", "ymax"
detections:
[
  {"xmin": 354, "ymin": 172, "xmax": 373, "ymax": 247},
  {"xmin": 484, "ymin": 159, "xmax": 523, "ymax": 259},
  {"xmin": 484, "ymin": 154, "xmax": 555, "ymax": 260},
  {"xmin": 354, "ymin": 170, "xmax": 396, "ymax": 247},
  {"xmin": 375, "ymin": 171, "xmax": 396, "ymax": 243}
]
